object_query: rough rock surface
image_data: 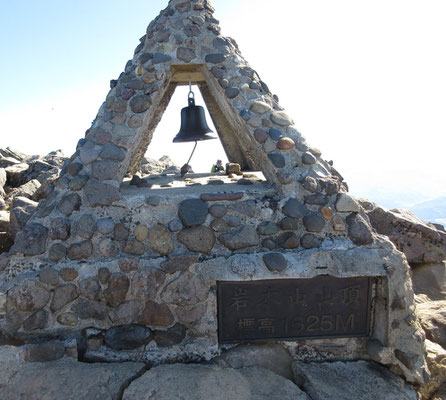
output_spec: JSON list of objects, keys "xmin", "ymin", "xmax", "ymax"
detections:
[
  {"xmin": 416, "ymin": 300, "xmax": 446, "ymax": 348},
  {"xmin": 0, "ymin": 346, "xmax": 145, "ymax": 400},
  {"xmin": 123, "ymin": 363, "xmax": 307, "ymax": 400},
  {"xmin": 411, "ymin": 261, "xmax": 446, "ymax": 300},
  {"xmin": 367, "ymin": 206, "xmax": 446, "ymax": 264},
  {"xmin": 292, "ymin": 360, "xmax": 418, "ymax": 400}
]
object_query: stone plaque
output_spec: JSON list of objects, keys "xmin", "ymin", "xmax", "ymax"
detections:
[{"xmin": 217, "ymin": 276, "xmax": 372, "ymax": 344}]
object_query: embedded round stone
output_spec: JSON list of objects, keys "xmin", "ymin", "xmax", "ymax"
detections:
[
  {"xmin": 71, "ymin": 299, "xmax": 107, "ymax": 320},
  {"xmin": 302, "ymin": 176, "xmax": 318, "ymax": 193},
  {"xmin": 75, "ymin": 214, "xmax": 96, "ymax": 239},
  {"xmin": 210, "ymin": 218, "xmax": 229, "ymax": 232},
  {"xmin": 302, "ymin": 152, "xmax": 316, "ymax": 165},
  {"xmin": 271, "ymin": 111, "xmax": 293, "ymax": 126},
  {"xmin": 250, "ymin": 100, "xmax": 271, "ymax": 114},
  {"xmin": 225, "ymin": 87, "xmax": 240, "ymax": 99},
  {"xmin": 48, "ymin": 243, "xmax": 67, "ymax": 262},
  {"xmin": 11, "ymin": 223, "xmax": 49, "ymax": 256},
  {"xmin": 209, "ymin": 204, "xmax": 227, "ymax": 218},
  {"xmin": 99, "ymin": 143, "xmax": 126, "ymax": 161},
  {"xmin": 276, "ymin": 170, "xmax": 293, "ymax": 184},
  {"xmin": 257, "ymin": 221, "xmax": 280, "ymax": 235},
  {"xmin": 277, "ymin": 232, "xmax": 300, "ymax": 249},
  {"xmin": 39, "ymin": 268, "xmax": 59, "ymax": 286},
  {"xmin": 104, "ymin": 325, "xmax": 152, "ymax": 350},
  {"xmin": 205, "ymin": 53, "xmax": 226, "ymax": 64},
  {"xmin": 262, "ymin": 238, "xmax": 277, "ymax": 250},
  {"xmin": 321, "ymin": 206, "xmax": 334, "ymax": 220},
  {"xmin": 153, "ymin": 52, "xmax": 172, "ymax": 64},
  {"xmin": 148, "ymin": 224, "xmax": 174, "ymax": 256},
  {"xmin": 269, "ymin": 128, "xmax": 283, "ymax": 141},
  {"xmin": 263, "ymin": 253, "xmax": 288, "ymax": 272},
  {"xmin": 333, "ymin": 215, "xmax": 346, "ymax": 231},
  {"xmin": 95, "ymin": 129, "xmax": 112, "ymax": 145},
  {"xmin": 104, "ymin": 273, "xmax": 130, "ymax": 308},
  {"xmin": 303, "ymin": 214, "xmax": 326, "ymax": 232},
  {"xmin": 84, "ymin": 181, "xmax": 120, "ymax": 206},
  {"xmin": 67, "ymin": 162, "xmax": 83, "ymax": 177},
  {"xmin": 57, "ymin": 313, "xmax": 78, "ymax": 326},
  {"xmin": 336, "ymin": 193, "xmax": 360, "ymax": 213},
  {"xmin": 134, "ymin": 224, "xmax": 149, "ymax": 241},
  {"xmin": 178, "ymin": 199, "xmax": 208, "ymax": 227},
  {"xmin": 79, "ymin": 147, "xmax": 100, "ymax": 165},
  {"xmin": 146, "ymin": 195, "xmax": 161, "ymax": 206},
  {"xmin": 142, "ymin": 73, "xmax": 156, "ymax": 84},
  {"xmin": 267, "ymin": 153, "xmax": 285, "ymax": 168},
  {"xmin": 277, "ymin": 137, "xmax": 295, "ymax": 150},
  {"xmin": 178, "ymin": 226, "xmax": 215, "ymax": 253},
  {"xmin": 60, "ymin": 268, "xmax": 78, "ymax": 282},
  {"xmin": 97, "ymin": 217, "xmax": 115, "ymax": 234},
  {"xmin": 128, "ymin": 115, "xmax": 143, "ymax": 129},
  {"xmin": 346, "ymin": 214, "xmax": 374, "ymax": 245},
  {"xmin": 219, "ymin": 78, "xmax": 229, "ymax": 88},
  {"xmin": 98, "ymin": 267, "xmax": 111, "ymax": 284},
  {"xmin": 140, "ymin": 300, "xmax": 175, "ymax": 327},
  {"xmin": 67, "ymin": 240, "xmax": 93, "ymax": 260},
  {"xmin": 254, "ymin": 128, "xmax": 268, "ymax": 143},
  {"xmin": 118, "ymin": 258, "xmax": 140, "ymax": 273},
  {"xmin": 280, "ymin": 217, "xmax": 299, "ymax": 231},
  {"xmin": 282, "ymin": 198, "xmax": 309, "ymax": 218},
  {"xmin": 23, "ymin": 309, "xmax": 49, "ymax": 331},
  {"xmin": 98, "ymin": 238, "xmax": 118, "ymax": 258},
  {"xmin": 58, "ymin": 193, "xmax": 81, "ymax": 216},
  {"xmin": 8, "ymin": 281, "xmax": 50, "ymax": 312},
  {"xmin": 300, "ymin": 233, "xmax": 322, "ymax": 249},
  {"xmin": 124, "ymin": 240, "xmax": 145, "ymax": 256},
  {"xmin": 160, "ymin": 255, "xmax": 198, "ymax": 274},
  {"xmin": 304, "ymin": 193, "xmax": 329, "ymax": 205},
  {"xmin": 50, "ymin": 283, "xmax": 79, "ymax": 312},
  {"xmin": 114, "ymin": 223, "xmax": 130, "ymax": 241},
  {"xmin": 177, "ymin": 47, "xmax": 196, "ymax": 63},
  {"xmin": 69, "ymin": 175, "xmax": 89, "ymax": 191},
  {"xmin": 92, "ymin": 160, "xmax": 120, "ymax": 181},
  {"xmin": 129, "ymin": 95, "xmax": 151, "ymax": 113},
  {"xmin": 168, "ymin": 218, "xmax": 183, "ymax": 232}
]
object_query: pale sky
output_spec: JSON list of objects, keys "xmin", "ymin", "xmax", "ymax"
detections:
[{"xmin": 0, "ymin": 0, "xmax": 445, "ymax": 209}]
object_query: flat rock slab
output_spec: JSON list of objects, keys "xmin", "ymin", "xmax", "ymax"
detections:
[
  {"xmin": 0, "ymin": 346, "xmax": 145, "ymax": 400},
  {"xmin": 123, "ymin": 363, "xmax": 307, "ymax": 400},
  {"xmin": 292, "ymin": 360, "xmax": 418, "ymax": 400}
]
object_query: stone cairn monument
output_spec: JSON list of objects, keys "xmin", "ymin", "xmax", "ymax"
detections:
[{"xmin": 0, "ymin": 0, "xmax": 432, "ymax": 397}]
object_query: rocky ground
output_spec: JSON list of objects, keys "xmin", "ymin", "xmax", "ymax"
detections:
[{"xmin": 0, "ymin": 147, "xmax": 446, "ymax": 399}]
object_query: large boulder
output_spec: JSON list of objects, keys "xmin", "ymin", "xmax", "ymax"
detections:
[
  {"xmin": 4, "ymin": 163, "xmax": 29, "ymax": 187},
  {"xmin": 416, "ymin": 300, "xmax": 446, "ymax": 348},
  {"xmin": 5, "ymin": 179, "xmax": 41, "ymax": 205},
  {"xmin": 412, "ymin": 262, "xmax": 446, "ymax": 300},
  {"xmin": 367, "ymin": 206, "xmax": 446, "ymax": 264},
  {"xmin": 292, "ymin": 360, "xmax": 418, "ymax": 400},
  {"xmin": 418, "ymin": 340, "xmax": 446, "ymax": 400},
  {"xmin": 123, "ymin": 364, "xmax": 307, "ymax": 400},
  {"xmin": 0, "ymin": 346, "xmax": 145, "ymax": 400}
]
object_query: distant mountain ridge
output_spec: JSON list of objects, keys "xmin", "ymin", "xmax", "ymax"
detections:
[{"xmin": 410, "ymin": 196, "xmax": 446, "ymax": 226}]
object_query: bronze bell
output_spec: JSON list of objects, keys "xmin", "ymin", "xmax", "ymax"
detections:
[{"xmin": 173, "ymin": 92, "xmax": 216, "ymax": 143}]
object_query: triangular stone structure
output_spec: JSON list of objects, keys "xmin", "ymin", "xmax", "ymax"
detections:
[{"xmin": 1, "ymin": 0, "xmax": 428, "ymax": 385}]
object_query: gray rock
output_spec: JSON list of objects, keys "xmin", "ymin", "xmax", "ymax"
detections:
[
  {"xmin": 104, "ymin": 273, "xmax": 130, "ymax": 308},
  {"xmin": 66, "ymin": 162, "xmax": 83, "ymax": 177},
  {"xmin": 11, "ymin": 223, "xmax": 49, "ymax": 256},
  {"xmin": 277, "ymin": 232, "xmax": 300, "ymax": 249},
  {"xmin": 8, "ymin": 281, "xmax": 50, "ymax": 312},
  {"xmin": 263, "ymin": 253, "xmax": 288, "ymax": 272},
  {"xmin": 139, "ymin": 300, "xmax": 175, "ymax": 327},
  {"xmin": 254, "ymin": 128, "xmax": 268, "ymax": 143},
  {"xmin": 178, "ymin": 198, "xmax": 208, "ymax": 227},
  {"xmin": 0, "ymin": 346, "xmax": 145, "ymax": 400},
  {"xmin": 99, "ymin": 142, "xmax": 126, "ymax": 161},
  {"xmin": 129, "ymin": 94, "xmax": 151, "ymax": 113},
  {"xmin": 168, "ymin": 218, "xmax": 183, "ymax": 232},
  {"xmin": 219, "ymin": 225, "xmax": 259, "ymax": 250},
  {"xmin": 175, "ymin": 1, "xmax": 191, "ymax": 12},
  {"xmin": 98, "ymin": 238, "xmax": 118, "ymax": 258},
  {"xmin": 303, "ymin": 214, "xmax": 325, "ymax": 232},
  {"xmin": 160, "ymin": 255, "xmax": 198, "ymax": 274},
  {"xmin": 257, "ymin": 221, "xmax": 280, "ymax": 235},
  {"xmin": 4, "ymin": 163, "xmax": 28, "ymax": 187},
  {"xmin": 152, "ymin": 52, "xmax": 172, "ymax": 64},
  {"xmin": 50, "ymin": 284, "xmax": 78, "ymax": 312},
  {"xmin": 146, "ymin": 195, "xmax": 161, "ymax": 206},
  {"xmin": 71, "ymin": 299, "xmax": 107, "ymax": 320},
  {"xmin": 147, "ymin": 224, "xmax": 173, "ymax": 255},
  {"xmin": 8, "ymin": 196, "xmax": 38, "ymax": 238},
  {"xmin": 79, "ymin": 147, "xmax": 99, "ymax": 165},
  {"xmin": 24, "ymin": 341, "xmax": 65, "ymax": 362},
  {"xmin": 346, "ymin": 213, "xmax": 374, "ymax": 245},
  {"xmin": 282, "ymin": 198, "xmax": 309, "ymax": 218},
  {"xmin": 123, "ymin": 364, "xmax": 306, "ymax": 400},
  {"xmin": 0, "ymin": 211, "xmax": 9, "ymax": 233},
  {"xmin": 178, "ymin": 226, "xmax": 215, "ymax": 253},
  {"xmin": 416, "ymin": 300, "xmax": 446, "ymax": 348},
  {"xmin": 114, "ymin": 223, "xmax": 130, "ymax": 241},
  {"xmin": 367, "ymin": 206, "xmax": 446, "ymax": 263},
  {"xmin": 153, "ymin": 323, "xmax": 186, "ymax": 347},
  {"xmin": 68, "ymin": 174, "xmax": 89, "ymax": 191},
  {"xmin": 91, "ymin": 160, "xmax": 120, "ymax": 181},
  {"xmin": 228, "ymin": 200, "xmax": 256, "ymax": 217},
  {"xmin": 58, "ymin": 193, "xmax": 81, "ymax": 216},
  {"xmin": 225, "ymin": 87, "xmax": 240, "ymax": 98},
  {"xmin": 39, "ymin": 267, "xmax": 59, "ymax": 285},
  {"xmin": 0, "ymin": 167, "xmax": 6, "ymax": 188},
  {"xmin": 177, "ymin": 47, "xmax": 196, "ymax": 63},
  {"xmin": 74, "ymin": 214, "xmax": 95, "ymax": 239},
  {"xmin": 209, "ymin": 204, "xmax": 227, "ymax": 218},
  {"xmin": 78, "ymin": 277, "xmax": 100, "ymax": 300},
  {"xmin": 205, "ymin": 53, "xmax": 226, "ymax": 64},
  {"xmin": 269, "ymin": 128, "xmax": 283, "ymax": 141},
  {"xmin": 300, "ymin": 233, "xmax": 322, "ymax": 249},
  {"xmin": 292, "ymin": 360, "xmax": 418, "ymax": 400},
  {"xmin": 125, "ymin": 79, "xmax": 144, "ymax": 90},
  {"xmin": 280, "ymin": 217, "xmax": 299, "ymax": 230},
  {"xmin": 104, "ymin": 325, "xmax": 152, "ymax": 350},
  {"xmin": 67, "ymin": 240, "xmax": 93, "ymax": 260},
  {"xmin": 304, "ymin": 193, "xmax": 329, "ymax": 205},
  {"xmin": 6, "ymin": 179, "xmax": 41, "ymax": 204},
  {"xmin": 84, "ymin": 180, "xmax": 121, "ymax": 206},
  {"xmin": 336, "ymin": 193, "xmax": 360, "ymax": 212},
  {"xmin": 211, "ymin": 218, "xmax": 229, "ymax": 232},
  {"xmin": 108, "ymin": 300, "xmax": 143, "ymax": 325},
  {"xmin": 155, "ymin": 30, "xmax": 170, "ymax": 43},
  {"xmin": 411, "ymin": 262, "xmax": 446, "ymax": 300},
  {"xmin": 161, "ymin": 271, "xmax": 208, "ymax": 306},
  {"xmin": 270, "ymin": 111, "xmax": 293, "ymax": 126},
  {"xmin": 250, "ymin": 101, "xmax": 271, "ymax": 114},
  {"xmin": 96, "ymin": 217, "xmax": 115, "ymax": 235},
  {"xmin": 48, "ymin": 243, "xmax": 67, "ymax": 261},
  {"xmin": 267, "ymin": 153, "xmax": 286, "ymax": 168},
  {"xmin": 23, "ymin": 309, "xmax": 49, "ymax": 331},
  {"xmin": 302, "ymin": 152, "xmax": 316, "ymax": 164},
  {"xmin": 302, "ymin": 176, "xmax": 318, "ymax": 192},
  {"xmin": 124, "ymin": 239, "xmax": 146, "ymax": 255}
]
